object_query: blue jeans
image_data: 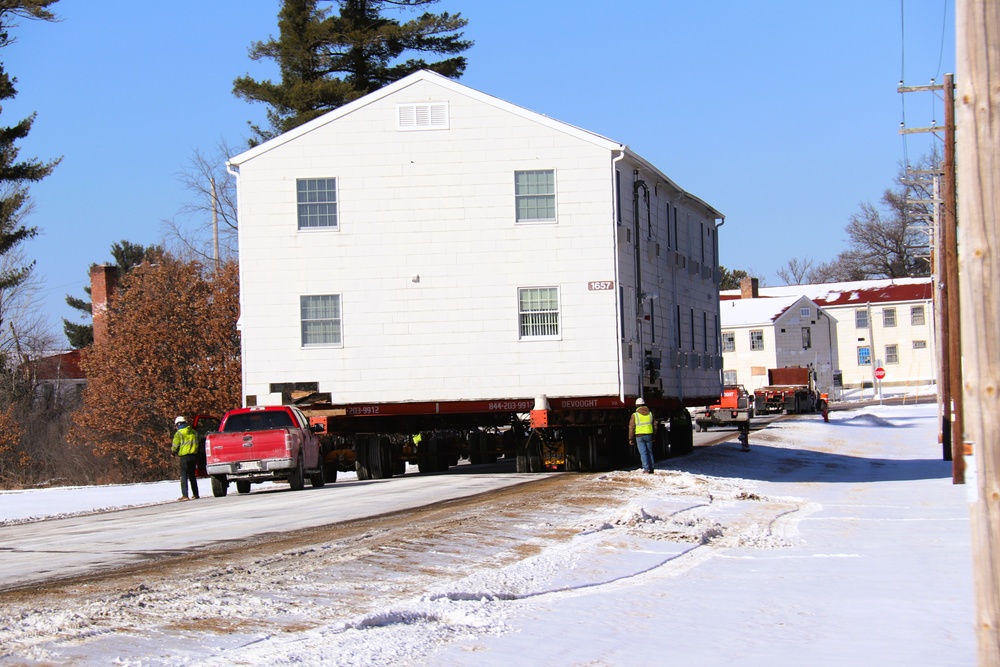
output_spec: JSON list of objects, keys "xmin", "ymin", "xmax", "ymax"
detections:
[{"xmin": 636, "ymin": 434, "xmax": 654, "ymax": 472}]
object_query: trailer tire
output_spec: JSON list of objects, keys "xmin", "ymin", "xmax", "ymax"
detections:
[
  {"xmin": 324, "ymin": 462, "xmax": 339, "ymax": 483},
  {"xmin": 566, "ymin": 430, "xmax": 597, "ymax": 472},
  {"xmin": 528, "ymin": 440, "xmax": 544, "ymax": 473},
  {"xmin": 288, "ymin": 453, "xmax": 305, "ymax": 491},
  {"xmin": 236, "ymin": 480, "xmax": 251, "ymax": 495},
  {"xmin": 211, "ymin": 475, "xmax": 228, "ymax": 498},
  {"xmin": 515, "ymin": 444, "xmax": 529, "ymax": 473},
  {"xmin": 378, "ymin": 437, "xmax": 395, "ymax": 479}
]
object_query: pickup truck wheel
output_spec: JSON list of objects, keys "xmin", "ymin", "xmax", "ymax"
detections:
[
  {"xmin": 236, "ymin": 480, "xmax": 251, "ymax": 495},
  {"xmin": 288, "ymin": 453, "xmax": 305, "ymax": 491},
  {"xmin": 310, "ymin": 462, "xmax": 325, "ymax": 488},
  {"xmin": 211, "ymin": 475, "xmax": 228, "ymax": 498}
]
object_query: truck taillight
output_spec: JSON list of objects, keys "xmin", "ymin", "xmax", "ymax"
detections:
[{"xmin": 285, "ymin": 431, "xmax": 292, "ymax": 454}]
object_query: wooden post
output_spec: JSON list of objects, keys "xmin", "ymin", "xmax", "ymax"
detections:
[
  {"xmin": 934, "ymin": 173, "xmax": 952, "ymax": 461},
  {"xmin": 943, "ymin": 73, "xmax": 965, "ymax": 482},
  {"xmin": 211, "ymin": 176, "xmax": 221, "ymax": 272},
  {"xmin": 956, "ymin": 0, "xmax": 1000, "ymax": 661}
]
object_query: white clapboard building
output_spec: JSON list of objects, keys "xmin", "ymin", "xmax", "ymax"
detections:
[
  {"xmin": 719, "ymin": 294, "xmax": 838, "ymax": 395},
  {"xmin": 722, "ymin": 277, "xmax": 935, "ymax": 392},
  {"xmin": 227, "ymin": 70, "xmax": 725, "ymax": 410}
]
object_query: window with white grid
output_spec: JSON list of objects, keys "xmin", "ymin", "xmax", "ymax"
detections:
[
  {"xmin": 518, "ymin": 287, "xmax": 559, "ymax": 338},
  {"xmin": 297, "ymin": 178, "xmax": 338, "ymax": 230},
  {"xmin": 515, "ymin": 170, "xmax": 556, "ymax": 222},
  {"xmin": 301, "ymin": 294, "xmax": 342, "ymax": 346},
  {"xmin": 721, "ymin": 331, "xmax": 735, "ymax": 352}
]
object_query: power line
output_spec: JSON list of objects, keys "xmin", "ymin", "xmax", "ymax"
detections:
[{"xmin": 935, "ymin": 0, "xmax": 950, "ymax": 80}]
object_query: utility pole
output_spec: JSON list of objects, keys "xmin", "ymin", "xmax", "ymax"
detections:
[
  {"xmin": 956, "ymin": 0, "xmax": 1000, "ymax": 661},
  {"xmin": 898, "ymin": 75, "xmax": 963, "ymax": 479},
  {"xmin": 211, "ymin": 177, "xmax": 221, "ymax": 272}
]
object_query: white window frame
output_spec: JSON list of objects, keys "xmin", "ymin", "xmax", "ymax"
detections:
[
  {"xmin": 722, "ymin": 331, "xmax": 735, "ymax": 352},
  {"xmin": 857, "ymin": 345, "xmax": 872, "ymax": 366},
  {"xmin": 855, "ymin": 309, "xmax": 868, "ymax": 329},
  {"xmin": 802, "ymin": 326, "xmax": 812, "ymax": 349},
  {"xmin": 300, "ymin": 294, "xmax": 343, "ymax": 347},
  {"xmin": 911, "ymin": 305, "xmax": 926, "ymax": 326},
  {"xmin": 723, "ymin": 369, "xmax": 738, "ymax": 385},
  {"xmin": 913, "ymin": 340, "xmax": 927, "ymax": 349},
  {"xmin": 518, "ymin": 286, "xmax": 560, "ymax": 339},
  {"xmin": 749, "ymin": 330, "xmax": 764, "ymax": 351},
  {"xmin": 800, "ymin": 306, "xmax": 811, "ymax": 317},
  {"xmin": 514, "ymin": 169, "xmax": 557, "ymax": 223},
  {"xmin": 296, "ymin": 178, "xmax": 338, "ymax": 230},
  {"xmin": 883, "ymin": 307, "xmax": 897, "ymax": 327}
]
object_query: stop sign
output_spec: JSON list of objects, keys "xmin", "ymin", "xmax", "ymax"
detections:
[{"xmin": 874, "ymin": 367, "xmax": 886, "ymax": 380}]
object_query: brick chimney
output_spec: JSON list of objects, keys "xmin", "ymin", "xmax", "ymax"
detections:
[
  {"xmin": 90, "ymin": 265, "xmax": 119, "ymax": 346},
  {"xmin": 739, "ymin": 276, "xmax": 759, "ymax": 299}
]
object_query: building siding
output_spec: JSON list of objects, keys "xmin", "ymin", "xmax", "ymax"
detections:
[{"xmin": 233, "ymin": 73, "xmax": 723, "ymax": 407}]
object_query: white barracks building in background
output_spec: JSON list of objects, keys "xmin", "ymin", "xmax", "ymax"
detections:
[
  {"xmin": 227, "ymin": 70, "xmax": 725, "ymax": 411},
  {"xmin": 720, "ymin": 277, "xmax": 935, "ymax": 395}
]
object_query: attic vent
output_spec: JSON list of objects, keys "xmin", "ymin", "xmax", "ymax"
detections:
[{"xmin": 397, "ymin": 102, "xmax": 449, "ymax": 130}]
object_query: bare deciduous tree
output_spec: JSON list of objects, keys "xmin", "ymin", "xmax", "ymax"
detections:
[
  {"xmin": 161, "ymin": 138, "xmax": 239, "ymax": 265},
  {"xmin": 776, "ymin": 257, "xmax": 815, "ymax": 285},
  {"xmin": 805, "ymin": 152, "xmax": 937, "ymax": 284}
]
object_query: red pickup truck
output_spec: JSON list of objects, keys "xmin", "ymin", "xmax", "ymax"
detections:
[{"xmin": 205, "ymin": 405, "xmax": 327, "ymax": 497}]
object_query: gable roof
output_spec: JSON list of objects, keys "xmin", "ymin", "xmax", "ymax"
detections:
[
  {"xmin": 229, "ymin": 69, "xmax": 623, "ymax": 166},
  {"xmin": 227, "ymin": 70, "xmax": 724, "ymax": 220},
  {"xmin": 25, "ymin": 349, "xmax": 85, "ymax": 381},
  {"xmin": 721, "ymin": 277, "xmax": 932, "ymax": 306},
  {"xmin": 720, "ymin": 295, "xmax": 821, "ymax": 327}
]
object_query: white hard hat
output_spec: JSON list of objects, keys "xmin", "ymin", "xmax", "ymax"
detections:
[
  {"xmin": 174, "ymin": 416, "xmax": 187, "ymax": 425},
  {"xmin": 634, "ymin": 398, "xmax": 645, "ymax": 406}
]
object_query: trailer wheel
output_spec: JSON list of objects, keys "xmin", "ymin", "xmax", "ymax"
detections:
[
  {"xmin": 236, "ymin": 480, "xmax": 251, "ymax": 495},
  {"xmin": 528, "ymin": 441, "xmax": 544, "ymax": 473},
  {"xmin": 288, "ymin": 453, "xmax": 305, "ymax": 491},
  {"xmin": 566, "ymin": 430, "xmax": 597, "ymax": 472},
  {"xmin": 211, "ymin": 475, "xmax": 228, "ymax": 498},
  {"xmin": 378, "ymin": 436, "xmax": 395, "ymax": 479},
  {"xmin": 669, "ymin": 409, "xmax": 694, "ymax": 456},
  {"xmin": 515, "ymin": 444, "xmax": 529, "ymax": 473}
]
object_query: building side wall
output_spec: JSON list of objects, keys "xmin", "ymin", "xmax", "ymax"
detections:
[
  {"xmin": 825, "ymin": 299, "xmax": 936, "ymax": 389},
  {"xmin": 237, "ymin": 80, "xmax": 625, "ymax": 404},
  {"xmin": 615, "ymin": 165, "xmax": 722, "ymax": 403}
]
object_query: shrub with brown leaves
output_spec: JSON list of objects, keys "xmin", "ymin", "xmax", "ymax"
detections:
[{"xmin": 71, "ymin": 259, "xmax": 241, "ymax": 482}]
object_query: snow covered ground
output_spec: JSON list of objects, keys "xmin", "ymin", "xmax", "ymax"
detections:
[{"xmin": 0, "ymin": 400, "xmax": 975, "ymax": 666}]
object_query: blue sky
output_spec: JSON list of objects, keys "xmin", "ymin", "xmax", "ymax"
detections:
[{"xmin": 7, "ymin": 1, "xmax": 953, "ymax": 346}]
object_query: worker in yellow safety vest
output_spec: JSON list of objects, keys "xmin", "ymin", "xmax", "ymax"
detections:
[
  {"xmin": 171, "ymin": 416, "xmax": 201, "ymax": 501},
  {"xmin": 628, "ymin": 398, "xmax": 656, "ymax": 474}
]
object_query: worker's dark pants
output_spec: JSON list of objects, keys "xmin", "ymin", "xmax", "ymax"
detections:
[{"xmin": 179, "ymin": 454, "xmax": 199, "ymax": 498}]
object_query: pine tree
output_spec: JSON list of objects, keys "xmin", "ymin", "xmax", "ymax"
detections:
[
  {"xmin": 63, "ymin": 240, "xmax": 164, "ymax": 349},
  {"xmin": 234, "ymin": 0, "xmax": 471, "ymax": 145},
  {"xmin": 0, "ymin": 2, "xmax": 60, "ymax": 292}
]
